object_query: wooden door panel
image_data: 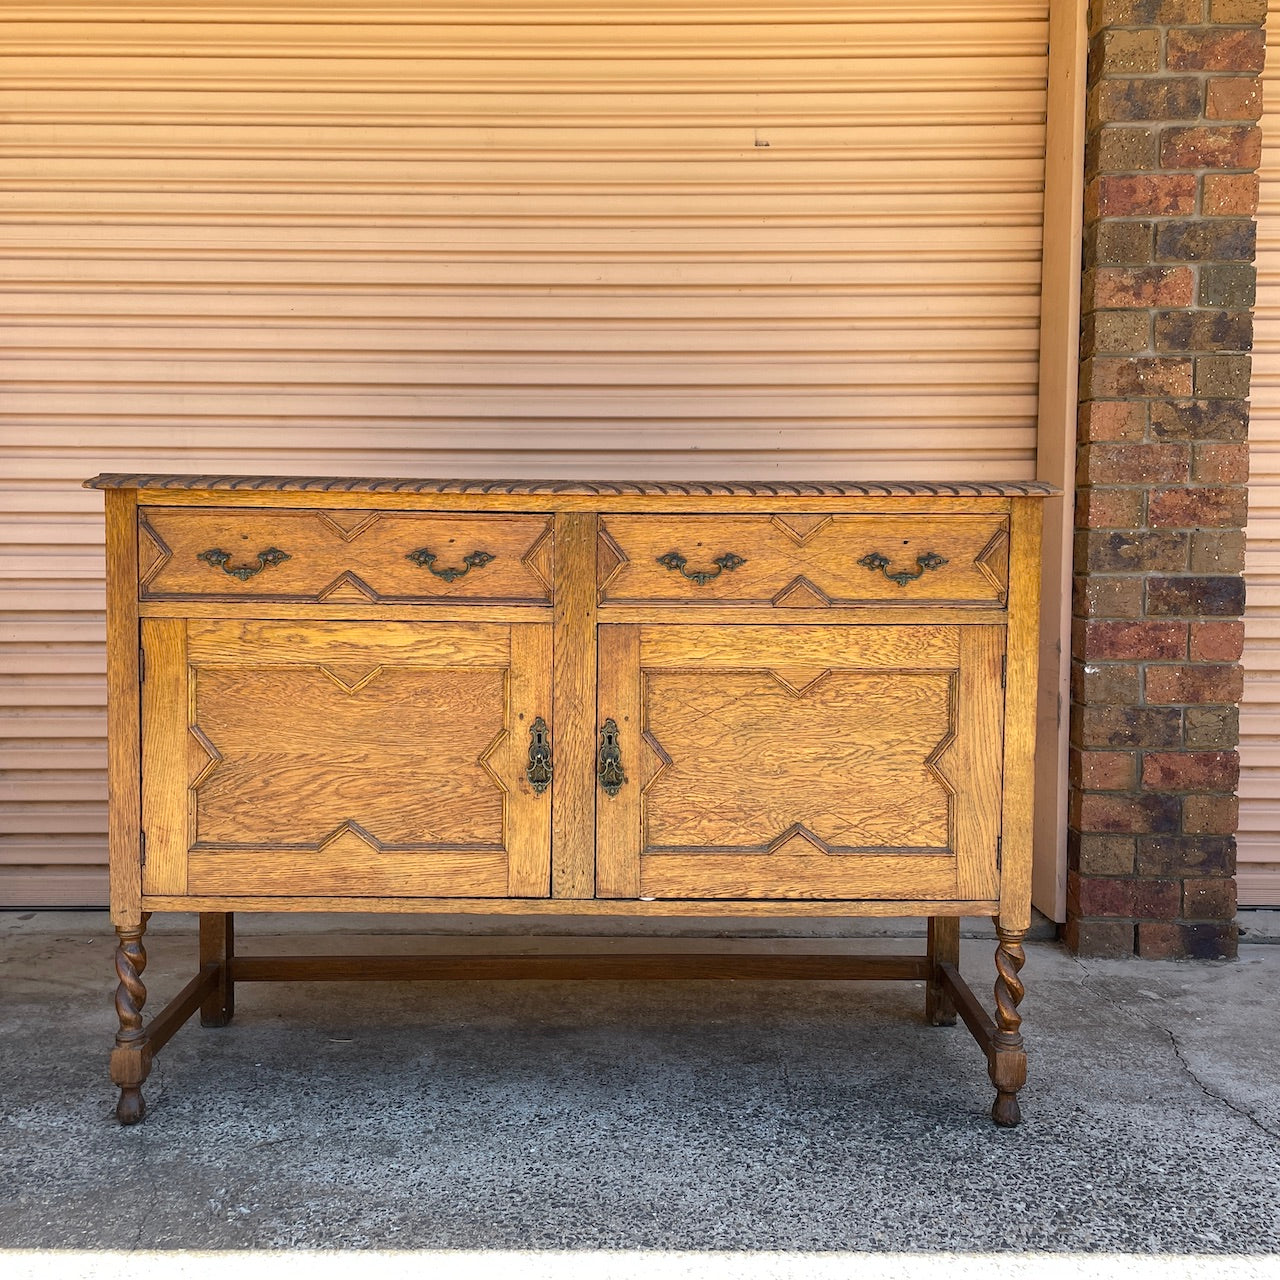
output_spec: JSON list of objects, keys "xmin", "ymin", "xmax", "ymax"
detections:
[
  {"xmin": 597, "ymin": 624, "xmax": 1004, "ymax": 901},
  {"xmin": 141, "ymin": 618, "xmax": 551, "ymax": 899}
]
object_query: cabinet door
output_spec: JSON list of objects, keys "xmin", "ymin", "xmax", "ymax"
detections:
[
  {"xmin": 596, "ymin": 624, "xmax": 1004, "ymax": 902},
  {"xmin": 141, "ymin": 619, "xmax": 551, "ymax": 899}
]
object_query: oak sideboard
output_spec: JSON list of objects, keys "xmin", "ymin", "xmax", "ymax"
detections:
[{"xmin": 87, "ymin": 474, "xmax": 1051, "ymax": 1126}]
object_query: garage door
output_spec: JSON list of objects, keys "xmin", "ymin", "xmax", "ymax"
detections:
[{"xmin": 0, "ymin": 0, "xmax": 1051, "ymax": 904}]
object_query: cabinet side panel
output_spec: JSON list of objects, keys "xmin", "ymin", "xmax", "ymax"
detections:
[
  {"xmin": 506, "ymin": 623, "xmax": 553, "ymax": 897},
  {"xmin": 596, "ymin": 625, "xmax": 641, "ymax": 898},
  {"xmin": 105, "ymin": 488, "xmax": 142, "ymax": 924},
  {"xmin": 1000, "ymin": 496, "xmax": 1043, "ymax": 929},
  {"xmin": 551, "ymin": 511, "xmax": 597, "ymax": 897},
  {"xmin": 140, "ymin": 618, "xmax": 190, "ymax": 896}
]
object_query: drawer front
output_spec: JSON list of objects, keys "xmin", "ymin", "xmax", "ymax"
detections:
[
  {"xmin": 598, "ymin": 513, "xmax": 1008, "ymax": 607},
  {"xmin": 139, "ymin": 507, "xmax": 553, "ymax": 604}
]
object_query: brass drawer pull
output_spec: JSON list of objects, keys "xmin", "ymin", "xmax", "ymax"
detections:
[
  {"xmin": 196, "ymin": 547, "xmax": 290, "ymax": 581},
  {"xmin": 656, "ymin": 550, "xmax": 746, "ymax": 586},
  {"xmin": 527, "ymin": 717, "xmax": 552, "ymax": 794},
  {"xmin": 406, "ymin": 547, "xmax": 495, "ymax": 583},
  {"xmin": 858, "ymin": 550, "xmax": 947, "ymax": 587},
  {"xmin": 597, "ymin": 718, "xmax": 626, "ymax": 797}
]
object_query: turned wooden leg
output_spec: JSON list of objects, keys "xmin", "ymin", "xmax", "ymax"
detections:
[
  {"xmin": 199, "ymin": 912, "xmax": 235, "ymax": 1027},
  {"xmin": 925, "ymin": 916, "xmax": 959, "ymax": 1026},
  {"xmin": 109, "ymin": 917, "xmax": 151, "ymax": 1124},
  {"xmin": 988, "ymin": 921, "xmax": 1027, "ymax": 1128}
]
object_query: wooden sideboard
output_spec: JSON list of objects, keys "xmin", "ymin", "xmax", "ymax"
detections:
[{"xmin": 87, "ymin": 474, "xmax": 1052, "ymax": 1127}]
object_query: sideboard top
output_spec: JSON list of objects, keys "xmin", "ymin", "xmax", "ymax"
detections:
[{"xmin": 85, "ymin": 474, "xmax": 1057, "ymax": 498}]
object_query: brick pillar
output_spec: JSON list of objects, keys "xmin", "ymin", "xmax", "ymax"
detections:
[{"xmin": 1069, "ymin": 0, "xmax": 1264, "ymax": 959}]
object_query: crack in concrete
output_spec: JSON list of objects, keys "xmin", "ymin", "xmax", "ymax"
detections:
[
  {"xmin": 1071, "ymin": 954, "xmax": 1280, "ymax": 1147},
  {"xmin": 1163, "ymin": 1026, "xmax": 1280, "ymax": 1146}
]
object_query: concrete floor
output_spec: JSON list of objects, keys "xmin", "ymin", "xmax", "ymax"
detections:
[{"xmin": 1, "ymin": 911, "xmax": 1278, "ymax": 1261}]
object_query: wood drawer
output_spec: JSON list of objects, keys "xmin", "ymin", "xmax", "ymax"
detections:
[
  {"xmin": 139, "ymin": 507, "xmax": 553, "ymax": 604},
  {"xmin": 597, "ymin": 513, "xmax": 1009, "ymax": 607}
]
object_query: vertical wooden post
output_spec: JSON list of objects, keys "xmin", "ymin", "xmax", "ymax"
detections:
[
  {"xmin": 925, "ymin": 916, "xmax": 959, "ymax": 1026},
  {"xmin": 199, "ymin": 912, "xmax": 235, "ymax": 1026}
]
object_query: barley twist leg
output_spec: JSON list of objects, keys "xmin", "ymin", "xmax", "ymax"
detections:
[
  {"xmin": 110, "ymin": 919, "xmax": 151, "ymax": 1124},
  {"xmin": 988, "ymin": 922, "xmax": 1027, "ymax": 1128}
]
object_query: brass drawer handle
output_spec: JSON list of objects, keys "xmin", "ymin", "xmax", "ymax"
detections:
[
  {"xmin": 656, "ymin": 550, "xmax": 746, "ymax": 586},
  {"xmin": 196, "ymin": 547, "xmax": 290, "ymax": 581},
  {"xmin": 858, "ymin": 550, "xmax": 947, "ymax": 587},
  {"xmin": 527, "ymin": 717, "xmax": 552, "ymax": 794},
  {"xmin": 597, "ymin": 718, "xmax": 626, "ymax": 797},
  {"xmin": 406, "ymin": 547, "xmax": 495, "ymax": 583}
]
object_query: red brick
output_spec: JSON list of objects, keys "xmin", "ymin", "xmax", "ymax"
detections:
[
  {"xmin": 1091, "ymin": 79, "xmax": 1203, "ymax": 127},
  {"xmin": 1209, "ymin": 0, "xmax": 1267, "ymax": 23},
  {"xmin": 1069, "ymin": 831, "xmax": 1137, "ymax": 876},
  {"xmin": 1131, "ymin": 878, "xmax": 1182, "ymax": 919},
  {"xmin": 1076, "ymin": 792, "xmax": 1181, "ymax": 834},
  {"xmin": 1077, "ymin": 750, "xmax": 1138, "ymax": 791},
  {"xmin": 1147, "ymin": 486, "xmax": 1248, "ymax": 528},
  {"xmin": 1074, "ymin": 575, "xmax": 1147, "ymax": 619},
  {"xmin": 1183, "ymin": 877, "xmax": 1238, "ymax": 919},
  {"xmin": 1088, "ymin": 267, "xmax": 1195, "ymax": 310},
  {"xmin": 1137, "ymin": 921, "xmax": 1237, "ymax": 960},
  {"xmin": 1079, "ymin": 621, "xmax": 1187, "ymax": 661},
  {"xmin": 1146, "ymin": 575, "xmax": 1246, "ymax": 616},
  {"xmin": 1206, "ymin": 76, "xmax": 1263, "ymax": 121},
  {"xmin": 1192, "ymin": 443, "xmax": 1249, "ymax": 484},
  {"xmin": 1089, "ymin": 1, "xmax": 1200, "ymax": 33},
  {"xmin": 1203, "ymin": 173, "xmax": 1259, "ymax": 216},
  {"xmin": 1063, "ymin": 919, "xmax": 1135, "ymax": 957},
  {"xmin": 1145, "ymin": 663, "xmax": 1244, "ymax": 704},
  {"xmin": 1083, "ymin": 358, "xmax": 1194, "ymax": 399},
  {"xmin": 1072, "ymin": 660, "xmax": 1142, "ymax": 706},
  {"xmin": 1089, "ymin": 174, "xmax": 1197, "ymax": 219},
  {"xmin": 1160, "ymin": 126, "xmax": 1262, "ymax": 170},
  {"xmin": 1077, "ymin": 705, "xmax": 1183, "ymax": 748},
  {"xmin": 1182, "ymin": 793, "xmax": 1240, "ymax": 835},
  {"xmin": 1141, "ymin": 750, "xmax": 1239, "ymax": 791},
  {"xmin": 1069, "ymin": 871, "xmax": 1134, "ymax": 918},
  {"xmin": 1189, "ymin": 621, "xmax": 1245, "ymax": 662},
  {"xmin": 1075, "ymin": 488, "xmax": 1146, "ymax": 529},
  {"xmin": 1166, "ymin": 28, "xmax": 1266, "ymax": 73},
  {"xmin": 1079, "ymin": 401, "xmax": 1147, "ymax": 443},
  {"xmin": 1080, "ymin": 443, "xmax": 1189, "ymax": 485}
]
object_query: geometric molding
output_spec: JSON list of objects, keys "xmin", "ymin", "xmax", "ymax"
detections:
[
  {"xmin": 765, "ymin": 823, "xmax": 833, "ymax": 857},
  {"xmin": 596, "ymin": 523, "xmax": 629, "ymax": 598},
  {"xmin": 316, "ymin": 510, "xmax": 382, "ymax": 542},
  {"xmin": 318, "ymin": 664, "xmax": 384, "ymax": 695},
  {"xmin": 770, "ymin": 514, "xmax": 832, "ymax": 546},
  {"xmin": 768, "ymin": 667, "xmax": 832, "ymax": 698},
  {"xmin": 137, "ymin": 515, "xmax": 172, "ymax": 589},
  {"xmin": 974, "ymin": 526, "xmax": 1010, "ymax": 605},
  {"xmin": 316, "ymin": 570, "xmax": 380, "ymax": 603},
  {"xmin": 521, "ymin": 520, "xmax": 555, "ymax": 596},
  {"xmin": 317, "ymin": 820, "xmax": 386, "ymax": 855},
  {"xmin": 187, "ymin": 724, "xmax": 223, "ymax": 791},
  {"xmin": 771, "ymin": 575, "xmax": 832, "ymax": 609}
]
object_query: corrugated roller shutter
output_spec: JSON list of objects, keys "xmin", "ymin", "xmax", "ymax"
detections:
[
  {"xmin": 0, "ymin": 0, "xmax": 1050, "ymax": 905},
  {"xmin": 1241, "ymin": 4, "xmax": 1280, "ymax": 907}
]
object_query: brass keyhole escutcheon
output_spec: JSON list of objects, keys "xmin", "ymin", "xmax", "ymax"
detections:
[
  {"xmin": 597, "ymin": 718, "xmax": 626, "ymax": 797},
  {"xmin": 527, "ymin": 717, "xmax": 552, "ymax": 794}
]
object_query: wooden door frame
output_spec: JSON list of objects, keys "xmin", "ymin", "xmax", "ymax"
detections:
[{"xmin": 1033, "ymin": 0, "xmax": 1088, "ymax": 922}]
